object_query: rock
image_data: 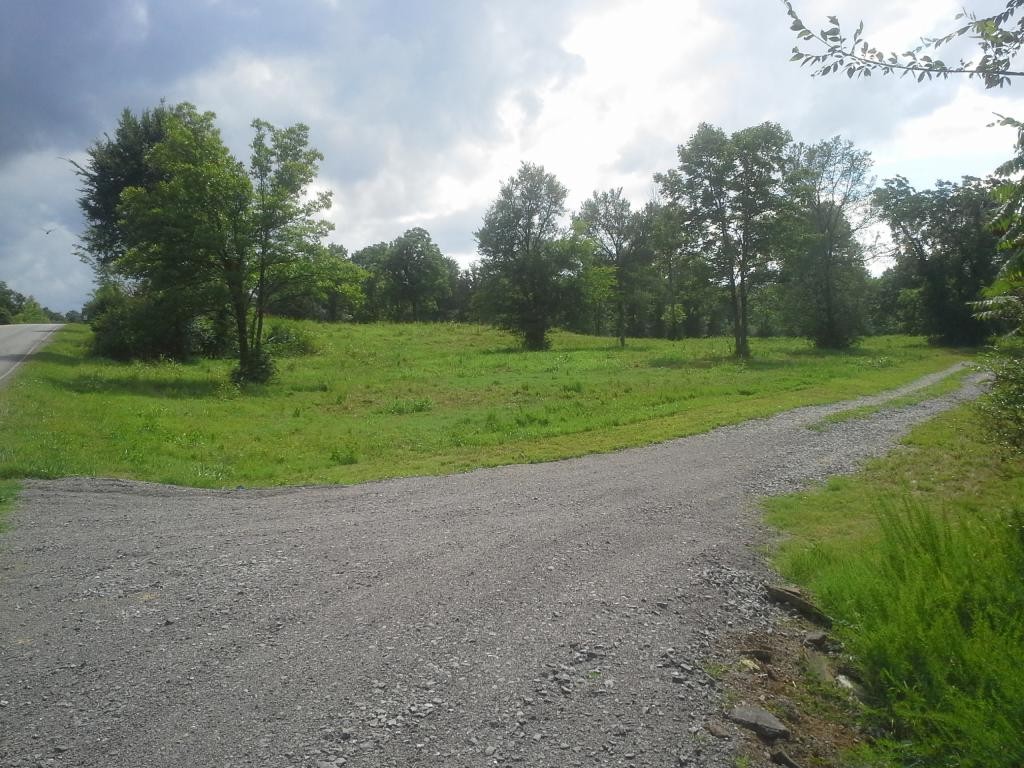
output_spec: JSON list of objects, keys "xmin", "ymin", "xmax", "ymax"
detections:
[
  {"xmin": 803, "ymin": 630, "xmax": 827, "ymax": 648},
  {"xmin": 484, "ymin": 746, "xmax": 496, "ymax": 756},
  {"xmin": 740, "ymin": 647, "xmax": 773, "ymax": 663},
  {"xmin": 727, "ymin": 706, "xmax": 790, "ymax": 740},
  {"xmin": 770, "ymin": 747, "xmax": 803, "ymax": 767},
  {"xmin": 705, "ymin": 721, "xmax": 730, "ymax": 739},
  {"xmin": 764, "ymin": 584, "xmax": 832, "ymax": 627}
]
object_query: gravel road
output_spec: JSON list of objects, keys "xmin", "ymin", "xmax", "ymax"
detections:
[{"xmin": 0, "ymin": 365, "xmax": 985, "ymax": 768}]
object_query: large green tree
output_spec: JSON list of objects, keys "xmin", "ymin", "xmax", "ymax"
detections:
[
  {"xmin": 781, "ymin": 136, "xmax": 874, "ymax": 348},
  {"xmin": 574, "ymin": 189, "xmax": 652, "ymax": 347},
  {"xmin": 115, "ymin": 105, "xmax": 332, "ymax": 380},
  {"xmin": 873, "ymin": 176, "xmax": 1001, "ymax": 344},
  {"xmin": 475, "ymin": 162, "xmax": 577, "ymax": 350},
  {"xmin": 657, "ymin": 122, "xmax": 791, "ymax": 357}
]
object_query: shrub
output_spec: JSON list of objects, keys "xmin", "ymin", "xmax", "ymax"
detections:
[
  {"xmin": 979, "ymin": 341, "xmax": 1024, "ymax": 450},
  {"xmin": 231, "ymin": 347, "xmax": 276, "ymax": 384},
  {"xmin": 265, "ymin": 322, "xmax": 319, "ymax": 357}
]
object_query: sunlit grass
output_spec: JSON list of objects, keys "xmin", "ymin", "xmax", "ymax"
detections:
[
  {"xmin": 0, "ymin": 322, "xmax": 966, "ymax": 488},
  {"xmin": 765, "ymin": 408, "xmax": 1024, "ymax": 767}
]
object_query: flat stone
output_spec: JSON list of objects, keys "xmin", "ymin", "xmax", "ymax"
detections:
[
  {"xmin": 705, "ymin": 721, "xmax": 730, "ymax": 739},
  {"xmin": 727, "ymin": 706, "xmax": 790, "ymax": 740},
  {"xmin": 803, "ymin": 631, "xmax": 827, "ymax": 648}
]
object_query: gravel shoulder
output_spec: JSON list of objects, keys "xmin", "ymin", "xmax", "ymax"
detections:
[{"xmin": 0, "ymin": 365, "xmax": 985, "ymax": 768}]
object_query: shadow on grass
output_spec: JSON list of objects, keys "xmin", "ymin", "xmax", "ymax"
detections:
[
  {"xmin": 24, "ymin": 350, "xmax": 85, "ymax": 366},
  {"xmin": 647, "ymin": 354, "xmax": 792, "ymax": 370},
  {"xmin": 55, "ymin": 374, "xmax": 224, "ymax": 399}
]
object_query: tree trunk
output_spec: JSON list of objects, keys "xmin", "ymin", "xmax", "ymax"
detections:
[
  {"xmin": 736, "ymin": 273, "xmax": 750, "ymax": 359},
  {"xmin": 617, "ymin": 296, "xmax": 626, "ymax": 348}
]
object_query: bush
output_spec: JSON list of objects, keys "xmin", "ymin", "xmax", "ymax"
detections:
[
  {"xmin": 231, "ymin": 347, "xmax": 276, "ymax": 384},
  {"xmin": 979, "ymin": 342, "xmax": 1024, "ymax": 450},
  {"xmin": 265, "ymin": 322, "xmax": 319, "ymax": 356},
  {"xmin": 86, "ymin": 285, "xmax": 198, "ymax": 361}
]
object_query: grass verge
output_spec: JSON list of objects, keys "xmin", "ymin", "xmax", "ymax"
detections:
[
  {"xmin": 0, "ymin": 322, "xmax": 966, "ymax": 488},
  {"xmin": 807, "ymin": 366, "xmax": 972, "ymax": 431},
  {"xmin": 764, "ymin": 406, "xmax": 1024, "ymax": 767},
  {"xmin": 0, "ymin": 479, "xmax": 20, "ymax": 532}
]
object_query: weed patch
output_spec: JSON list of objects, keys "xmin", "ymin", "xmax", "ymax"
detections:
[{"xmin": 765, "ymin": 408, "xmax": 1024, "ymax": 767}]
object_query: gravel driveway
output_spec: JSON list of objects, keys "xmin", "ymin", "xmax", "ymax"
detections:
[{"xmin": 0, "ymin": 365, "xmax": 984, "ymax": 768}]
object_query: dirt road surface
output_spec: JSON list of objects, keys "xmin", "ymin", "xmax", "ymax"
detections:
[{"xmin": 0, "ymin": 366, "xmax": 984, "ymax": 768}]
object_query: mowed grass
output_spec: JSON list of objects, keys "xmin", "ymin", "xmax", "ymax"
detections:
[
  {"xmin": 764, "ymin": 408, "xmax": 1024, "ymax": 767},
  {"xmin": 0, "ymin": 322, "xmax": 966, "ymax": 488}
]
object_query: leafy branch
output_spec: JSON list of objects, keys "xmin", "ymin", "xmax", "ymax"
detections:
[{"xmin": 783, "ymin": 0, "xmax": 1024, "ymax": 87}]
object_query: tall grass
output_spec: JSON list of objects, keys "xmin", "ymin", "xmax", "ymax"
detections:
[
  {"xmin": 766, "ymin": 409, "xmax": 1024, "ymax": 767},
  {"xmin": 0, "ymin": 322, "xmax": 966, "ymax": 488}
]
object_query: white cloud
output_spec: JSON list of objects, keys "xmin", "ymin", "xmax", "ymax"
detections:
[{"xmin": 0, "ymin": 151, "xmax": 91, "ymax": 312}]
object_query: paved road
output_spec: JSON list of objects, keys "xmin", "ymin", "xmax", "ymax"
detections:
[
  {"xmin": 0, "ymin": 324, "xmax": 62, "ymax": 386},
  {"xmin": 0, "ymin": 367, "xmax": 984, "ymax": 768}
]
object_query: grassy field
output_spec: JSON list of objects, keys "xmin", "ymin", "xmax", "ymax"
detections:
[
  {"xmin": 764, "ymin": 407, "xmax": 1024, "ymax": 767},
  {"xmin": 0, "ymin": 322, "xmax": 967, "ymax": 488}
]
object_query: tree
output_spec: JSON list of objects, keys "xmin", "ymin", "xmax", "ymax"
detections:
[
  {"xmin": 783, "ymin": 0, "xmax": 1024, "ymax": 87},
  {"xmin": 874, "ymin": 176, "xmax": 1002, "ymax": 344},
  {"xmin": 657, "ymin": 122, "xmax": 791, "ymax": 357},
  {"xmin": 116, "ymin": 105, "xmax": 332, "ymax": 381},
  {"xmin": 264, "ymin": 244, "xmax": 368, "ymax": 321},
  {"xmin": 74, "ymin": 103, "xmax": 177, "ymax": 271},
  {"xmin": 574, "ymin": 189, "xmax": 652, "ymax": 346},
  {"xmin": 247, "ymin": 119, "xmax": 333, "ymax": 347},
  {"xmin": 379, "ymin": 228, "xmax": 453, "ymax": 321},
  {"xmin": 475, "ymin": 162, "xmax": 577, "ymax": 350},
  {"xmin": 781, "ymin": 137, "xmax": 874, "ymax": 348},
  {"xmin": 0, "ymin": 281, "xmax": 26, "ymax": 324}
]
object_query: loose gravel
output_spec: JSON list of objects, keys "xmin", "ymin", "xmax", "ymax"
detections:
[{"xmin": 0, "ymin": 365, "xmax": 986, "ymax": 768}]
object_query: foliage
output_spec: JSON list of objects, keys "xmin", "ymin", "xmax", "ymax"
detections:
[
  {"xmin": 475, "ymin": 162, "xmax": 578, "ymax": 350},
  {"xmin": 784, "ymin": 0, "xmax": 1024, "ymax": 88},
  {"xmin": 79, "ymin": 103, "xmax": 333, "ymax": 381},
  {"xmin": 874, "ymin": 176, "xmax": 1001, "ymax": 345},
  {"xmin": 73, "ymin": 103, "xmax": 177, "ymax": 269},
  {"xmin": 978, "ymin": 342, "xmax": 1024, "ymax": 448},
  {"xmin": 780, "ymin": 137, "xmax": 873, "ymax": 348},
  {"xmin": 264, "ymin": 244, "xmax": 368, "ymax": 322},
  {"xmin": 765, "ymin": 407, "xmax": 1024, "ymax": 767},
  {"xmin": 265, "ymin": 321, "xmax": 320, "ymax": 357},
  {"xmin": 574, "ymin": 188, "xmax": 653, "ymax": 346},
  {"xmin": 0, "ymin": 281, "xmax": 64, "ymax": 324},
  {"xmin": 0, "ymin": 325, "xmax": 964, "ymax": 488},
  {"xmin": 352, "ymin": 228, "xmax": 455, "ymax": 321},
  {"xmin": 657, "ymin": 122, "xmax": 792, "ymax": 357},
  {"xmin": 86, "ymin": 283, "xmax": 202, "ymax": 360}
]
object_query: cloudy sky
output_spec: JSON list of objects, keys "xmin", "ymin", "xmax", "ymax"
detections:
[{"xmin": 3, "ymin": 0, "xmax": 1024, "ymax": 313}]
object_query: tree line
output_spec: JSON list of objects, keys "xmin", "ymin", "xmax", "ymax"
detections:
[
  {"xmin": 75, "ymin": 102, "xmax": 1010, "ymax": 378},
  {"xmin": 0, "ymin": 281, "xmax": 73, "ymax": 325}
]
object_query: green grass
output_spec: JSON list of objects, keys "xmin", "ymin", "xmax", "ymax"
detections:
[
  {"xmin": 764, "ymin": 408, "xmax": 1024, "ymax": 768},
  {"xmin": 807, "ymin": 366, "xmax": 972, "ymax": 431},
  {"xmin": 0, "ymin": 322, "xmax": 966, "ymax": 488},
  {"xmin": 0, "ymin": 480, "xmax": 19, "ymax": 532}
]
